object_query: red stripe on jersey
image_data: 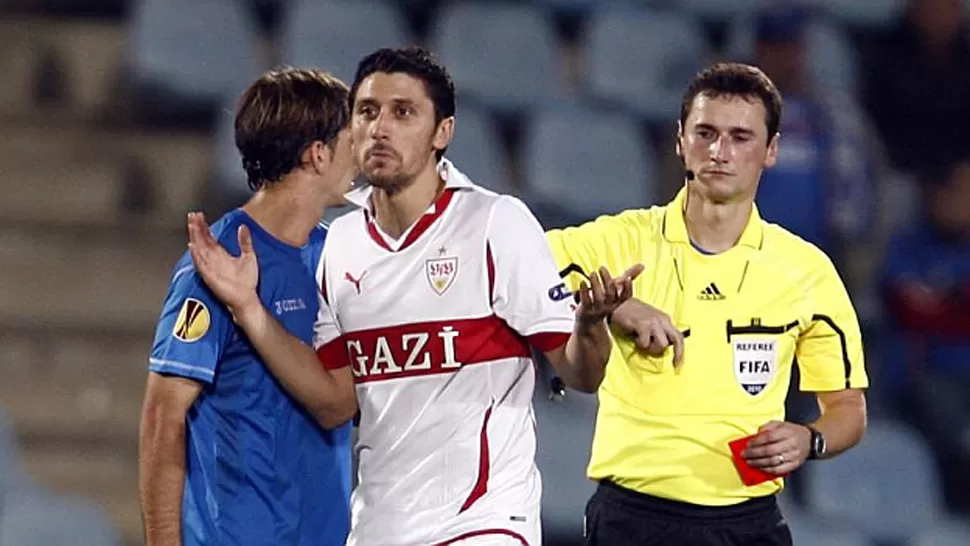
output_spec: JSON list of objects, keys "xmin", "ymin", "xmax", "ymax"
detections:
[
  {"xmin": 459, "ymin": 405, "xmax": 493, "ymax": 514},
  {"xmin": 343, "ymin": 315, "xmax": 531, "ymax": 384},
  {"xmin": 317, "ymin": 338, "xmax": 349, "ymax": 370},
  {"xmin": 528, "ymin": 332, "xmax": 570, "ymax": 353},
  {"xmin": 364, "ymin": 188, "xmax": 456, "ymax": 252},
  {"xmin": 431, "ymin": 529, "xmax": 530, "ymax": 546}
]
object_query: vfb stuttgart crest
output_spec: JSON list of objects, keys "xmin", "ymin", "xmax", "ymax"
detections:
[{"xmin": 426, "ymin": 256, "xmax": 458, "ymax": 295}]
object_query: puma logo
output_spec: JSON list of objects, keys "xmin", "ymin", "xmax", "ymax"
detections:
[{"xmin": 344, "ymin": 271, "xmax": 366, "ymax": 294}]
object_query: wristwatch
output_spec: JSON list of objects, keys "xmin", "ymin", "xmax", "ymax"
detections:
[{"xmin": 805, "ymin": 425, "xmax": 826, "ymax": 460}]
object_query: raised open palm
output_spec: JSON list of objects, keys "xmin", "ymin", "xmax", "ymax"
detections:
[{"xmin": 187, "ymin": 212, "xmax": 260, "ymax": 311}]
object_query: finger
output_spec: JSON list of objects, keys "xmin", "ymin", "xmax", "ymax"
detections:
[
  {"xmin": 589, "ymin": 271, "xmax": 606, "ymax": 306},
  {"xmin": 744, "ymin": 437, "xmax": 799, "ymax": 462},
  {"xmin": 238, "ymin": 224, "xmax": 254, "ymax": 257},
  {"xmin": 747, "ymin": 451, "xmax": 795, "ymax": 472},
  {"xmin": 577, "ymin": 281, "xmax": 592, "ymax": 310},
  {"xmin": 191, "ymin": 212, "xmax": 216, "ymax": 248},
  {"xmin": 664, "ymin": 323, "xmax": 685, "ymax": 367},
  {"xmin": 187, "ymin": 212, "xmax": 202, "ymax": 246},
  {"xmin": 758, "ymin": 420, "xmax": 786, "ymax": 433},
  {"xmin": 745, "ymin": 427, "xmax": 790, "ymax": 449},
  {"xmin": 635, "ymin": 328, "xmax": 655, "ymax": 351},
  {"xmin": 188, "ymin": 212, "xmax": 215, "ymax": 252},
  {"xmin": 598, "ymin": 266, "xmax": 616, "ymax": 301},
  {"xmin": 645, "ymin": 325, "xmax": 671, "ymax": 355},
  {"xmin": 746, "ymin": 443, "xmax": 801, "ymax": 472},
  {"xmin": 621, "ymin": 263, "xmax": 645, "ymax": 282},
  {"xmin": 615, "ymin": 278, "xmax": 633, "ymax": 301}
]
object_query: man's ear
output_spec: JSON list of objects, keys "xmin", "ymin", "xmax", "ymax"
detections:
[
  {"xmin": 764, "ymin": 132, "xmax": 780, "ymax": 169},
  {"xmin": 306, "ymin": 140, "xmax": 331, "ymax": 174},
  {"xmin": 432, "ymin": 116, "xmax": 455, "ymax": 158}
]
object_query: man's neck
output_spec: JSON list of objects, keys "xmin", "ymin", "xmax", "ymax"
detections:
[
  {"xmin": 241, "ymin": 181, "xmax": 329, "ymax": 247},
  {"xmin": 371, "ymin": 165, "xmax": 444, "ymax": 240},
  {"xmin": 683, "ymin": 185, "xmax": 753, "ymax": 254}
]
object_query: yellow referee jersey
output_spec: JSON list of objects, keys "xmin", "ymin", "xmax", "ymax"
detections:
[{"xmin": 545, "ymin": 187, "xmax": 869, "ymax": 506}]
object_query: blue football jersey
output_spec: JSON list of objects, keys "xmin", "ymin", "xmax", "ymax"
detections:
[{"xmin": 149, "ymin": 210, "xmax": 351, "ymax": 546}]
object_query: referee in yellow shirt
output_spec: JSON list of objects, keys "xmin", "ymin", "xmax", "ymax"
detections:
[{"xmin": 546, "ymin": 62, "xmax": 868, "ymax": 546}]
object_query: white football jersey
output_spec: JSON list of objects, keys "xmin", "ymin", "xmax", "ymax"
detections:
[{"xmin": 313, "ymin": 160, "xmax": 576, "ymax": 546}]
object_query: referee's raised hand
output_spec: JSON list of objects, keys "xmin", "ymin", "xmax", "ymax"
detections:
[
  {"xmin": 575, "ymin": 264, "xmax": 644, "ymax": 323},
  {"xmin": 609, "ymin": 299, "xmax": 685, "ymax": 367}
]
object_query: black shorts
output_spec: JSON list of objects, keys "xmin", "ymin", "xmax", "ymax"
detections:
[{"xmin": 583, "ymin": 481, "xmax": 793, "ymax": 546}]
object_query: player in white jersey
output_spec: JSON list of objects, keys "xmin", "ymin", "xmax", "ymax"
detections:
[{"xmin": 187, "ymin": 47, "xmax": 642, "ymax": 546}]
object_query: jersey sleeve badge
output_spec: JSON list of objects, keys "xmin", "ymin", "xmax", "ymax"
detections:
[{"xmin": 172, "ymin": 297, "xmax": 211, "ymax": 343}]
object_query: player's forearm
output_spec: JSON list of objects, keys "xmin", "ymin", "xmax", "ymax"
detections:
[
  {"xmin": 139, "ymin": 406, "xmax": 186, "ymax": 546},
  {"xmin": 561, "ymin": 317, "xmax": 612, "ymax": 393},
  {"xmin": 810, "ymin": 391, "xmax": 867, "ymax": 458},
  {"xmin": 232, "ymin": 300, "xmax": 356, "ymax": 429}
]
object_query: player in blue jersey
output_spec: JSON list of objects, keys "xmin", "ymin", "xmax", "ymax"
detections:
[{"xmin": 138, "ymin": 67, "xmax": 358, "ymax": 546}]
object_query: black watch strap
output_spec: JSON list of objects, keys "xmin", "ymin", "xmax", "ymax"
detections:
[{"xmin": 805, "ymin": 425, "xmax": 825, "ymax": 460}]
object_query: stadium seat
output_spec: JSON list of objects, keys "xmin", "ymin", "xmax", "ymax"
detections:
[
  {"xmin": 679, "ymin": 0, "xmax": 763, "ymax": 21},
  {"xmin": 583, "ymin": 7, "xmax": 711, "ymax": 123},
  {"xmin": 431, "ymin": 2, "xmax": 567, "ymax": 114},
  {"xmin": 725, "ymin": 17, "xmax": 860, "ymax": 95},
  {"xmin": 128, "ymin": 0, "xmax": 261, "ymax": 108},
  {"xmin": 816, "ymin": 0, "xmax": 906, "ymax": 29},
  {"xmin": 911, "ymin": 519, "xmax": 970, "ymax": 546},
  {"xmin": 527, "ymin": 0, "xmax": 603, "ymax": 15},
  {"xmin": 521, "ymin": 102, "xmax": 655, "ymax": 220},
  {"xmin": 0, "ymin": 407, "xmax": 26, "ymax": 492},
  {"xmin": 803, "ymin": 420, "xmax": 945, "ymax": 544},
  {"xmin": 532, "ymin": 359, "xmax": 599, "ymax": 541},
  {"xmin": 280, "ymin": 0, "xmax": 411, "ymax": 84},
  {"xmin": 209, "ymin": 98, "xmax": 250, "ymax": 207},
  {"xmin": 444, "ymin": 101, "xmax": 515, "ymax": 194},
  {"xmin": 0, "ymin": 486, "xmax": 121, "ymax": 546}
]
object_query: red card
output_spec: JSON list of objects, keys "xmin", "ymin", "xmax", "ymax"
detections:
[{"xmin": 729, "ymin": 435, "xmax": 787, "ymax": 486}]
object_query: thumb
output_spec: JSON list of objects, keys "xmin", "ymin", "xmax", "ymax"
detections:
[
  {"xmin": 758, "ymin": 420, "xmax": 785, "ymax": 433},
  {"xmin": 238, "ymin": 225, "xmax": 255, "ymax": 257}
]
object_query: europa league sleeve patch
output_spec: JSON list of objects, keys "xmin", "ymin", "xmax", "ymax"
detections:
[{"xmin": 172, "ymin": 297, "xmax": 211, "ymax": 343}]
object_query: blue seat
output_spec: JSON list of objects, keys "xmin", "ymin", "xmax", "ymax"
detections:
[
  {"xmin": 911, "ymin": 519, "xmax": 970, "ymax": 546},
  {"xmin": 725, "ymin": 17, "xmax": 859, "ymax": 95},
  {"xmin": 532, "ymin": 359, "xmax": 599, "ymax": 540},
  {"xmin": 817, "ymin": 0, "xmax": 906, "ymax": 29},
  {"xmin": 0, "ymin": 486, "xmax": 121, "ymax": 546},
  {"xmin": 522, "ymin": 102, "xmax": 655, "ymax": 220},
  {"xmin": 443, "ymin": 102, "xmax": 513, "ymax": 194},
  {"xmin": 209, "ymin": 97, "xmax": 250, "ymax": 205},
  {"xmin": 679, "ymin": 0, "xmax": 763, "ymax": 21},
  {"xmin": 0, "ymin": 407, "xmax": 28, "ymax": 494},
  {"xmin": 803, "ymin": 419, "xmax": 945, "ymax": 544},
  {"xmin": 128, "ymin": 0, "xmax": 261, "ymax": 105},
  {"xmin": 280, "ymin": 0, "xmax": 411, "ymax": 84},
  {"xmin": 431, "ymin": 2, "xmax": 567, "ymax": 113},
  {"xmin": 584, "ymin": 7, "xmax": 711, "ymax": 123}
]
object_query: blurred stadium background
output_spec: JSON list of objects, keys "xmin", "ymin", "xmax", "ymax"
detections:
[{"xmin": 1, "ymin": 0, "xmax": 970, "ymax": 544}]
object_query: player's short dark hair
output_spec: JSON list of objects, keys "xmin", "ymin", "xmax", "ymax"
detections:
[
  {"xmin": 235, "ymin": 67, "xmax": 350, "ymax": 191},
  {"xmin": 350, "ymin": 46, "xmax": 455, "ymax": 160},
  {"xmin": 680, "ymin": 62, "xmax": 783, "ymax": 143}
]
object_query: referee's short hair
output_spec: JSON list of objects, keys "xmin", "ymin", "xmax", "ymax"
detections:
[
  {"xmin": 234, "ymin": 67, "xmax": 350, "ymax": 191},
  {"xmin": 680, "ymin": 62, "xmax": 783, "ymax": 142}
]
